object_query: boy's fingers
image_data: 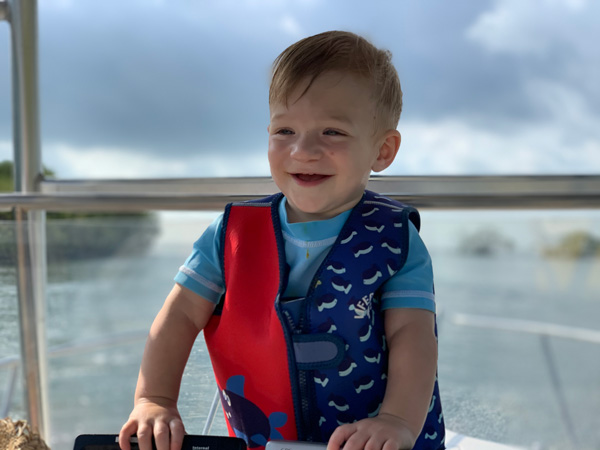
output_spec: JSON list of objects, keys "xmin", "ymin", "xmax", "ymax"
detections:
[
  {"xmin": 363, "ymin": 435, "xmax": 385, "ymax": 450},
  {"xmin": 343, "ymin": 429, "xmax": 370, "ymax": 450},
  {"xmin": 136, "ymin": 423, "xmax": 154, "ymax": 450},
  {"xmin": 169, "ymin": 420, "xmax": 186, "ymax": 450},
  {"xmin": 119, "ymin": 420, "xmax": 136, "ymax": 450},
  {"xmin": 327, "ymin": 423, "xmax": 356, "ymax": 450},
  {"xmin": 153, "ymin": 421, "xmax": 170, "ymax": 450}
]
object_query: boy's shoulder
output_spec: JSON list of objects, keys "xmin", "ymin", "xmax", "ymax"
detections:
[{"xmin": 362, "ymin": 190, "xmax": 421, "ymax": 232}]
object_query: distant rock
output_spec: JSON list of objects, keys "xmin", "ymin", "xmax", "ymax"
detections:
[
  {"xmin": 543, "ymin": 231, "xmax": 600, "ymax": 258},
  {"xmin": 458, "ymin": 228, "xmax": 514, "ymax": 257}
]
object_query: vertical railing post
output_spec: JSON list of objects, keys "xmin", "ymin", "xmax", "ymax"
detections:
[{"xmin": 6, "ymin": 0, "xmax": 50, "ymax": 440}]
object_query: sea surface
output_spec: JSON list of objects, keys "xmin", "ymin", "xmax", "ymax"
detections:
[{"xmin": 1, "ymin": 210, "xmax": 599, "ymax": 450}]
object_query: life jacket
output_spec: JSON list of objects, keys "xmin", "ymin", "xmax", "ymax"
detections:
[{"xmin": 203, "ymin": 191, "xmax": 445, "ymax": 450}]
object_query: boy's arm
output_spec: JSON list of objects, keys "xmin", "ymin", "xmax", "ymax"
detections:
[
  {"xmin": 119, "ymin": 283, "xmax": 216, "ymax": 450},
  {"xmin": 327, "ymin": 308, "xmax": 437, "ymax": 450}
]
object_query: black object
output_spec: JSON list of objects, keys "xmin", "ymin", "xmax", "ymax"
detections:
[{"xmin": 73, "ymin": 434, "xmax": 247, "ymax": 450}]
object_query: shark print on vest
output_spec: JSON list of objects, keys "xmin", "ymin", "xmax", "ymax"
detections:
[
  {"xmin": 295, "ymin": 191, "xmax": 445, "ymax": 449},
  {"xmin": 208, "ymin": 190, "xmax": 445, "ymax": 450}
]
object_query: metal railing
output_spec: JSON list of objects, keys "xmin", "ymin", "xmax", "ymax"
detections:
[
  {"xmin": 2, "ymin": 0, "xmax": 600, "ymax": 445},
  {"xmin": 2, "ymin": 0, "xmax": 49, "ymax": 439},
  {"xmin": 0, "ymin": 174, "xmax": 598, "ymax": 212}
]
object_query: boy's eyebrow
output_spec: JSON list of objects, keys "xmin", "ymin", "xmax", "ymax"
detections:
[
  {"xmin": 327, "ymin": 114, "xmax": 355, "ymax": 126},
  {"xmin": 270, "ymin": 112, "xmax": 356, "ymax": 126}
]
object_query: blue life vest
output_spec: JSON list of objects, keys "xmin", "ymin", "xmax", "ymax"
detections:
[{"xmin": 203, "ymin": 190, "xmax": 445, "ymax": 450}]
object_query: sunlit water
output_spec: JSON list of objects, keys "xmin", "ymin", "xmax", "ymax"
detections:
[{"xmin": 1, "ymin": 211, "xmax": 599, "ymax": 450}]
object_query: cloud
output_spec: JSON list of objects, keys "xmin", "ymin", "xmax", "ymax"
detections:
[
  {"xmin": 45, "ymin": 143, "xmax": 270, "ymax": 179},
  {"xmin": 1, "ymin": 1, "xmax": 599, "ymax": 178},
  {"xmin": 466, "ymin": 0, "xmax": 595, "ymax": 57},
  {"xmin": 387, "ymin": 117, "xmax": 600, "ymax": 175},
  {"xmin": 279, "ymin": 15, "xmax": 304, "ymax": 38}
]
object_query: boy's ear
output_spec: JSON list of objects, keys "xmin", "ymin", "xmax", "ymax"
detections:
[{"xmin": 372, "ymin": 129, "xmax": 401, "ymax": 172}]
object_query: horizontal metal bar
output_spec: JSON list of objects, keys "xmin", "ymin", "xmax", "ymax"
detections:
[
  {"xmin": 0, "ymin": 175, "xmax": 599, "ymax": 211},
  {"xmin": 1, "ymin": 192, "xmax": 599, "ymax": 212},
  {"xmin": 452, "ymin": 313, "xmax": 600, "ymax": 344},
  {"xmin": 40, "ymin": 176, "xmax": 278, "ymax": 196}
]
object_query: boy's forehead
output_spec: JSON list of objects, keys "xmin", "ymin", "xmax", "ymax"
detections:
[
  {"xmin": 270, "ymin": 72, "xmax": 375, "ymax": 116},
  {"xmin": 296, "ymin": 71, "xmax": 370, "ymax": 98}
]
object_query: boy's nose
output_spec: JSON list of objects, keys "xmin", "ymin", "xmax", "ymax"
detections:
[{"xmin": 290, "ymin": 134, "xmax": 322, "ymax": 161}]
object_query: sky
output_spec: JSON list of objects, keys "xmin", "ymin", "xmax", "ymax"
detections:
[{"xmin": 0, "ymin": 0, "xmax": 599, "ymax": 179}]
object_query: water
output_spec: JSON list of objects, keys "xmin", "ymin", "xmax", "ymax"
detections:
[{"xmin": 1, "ymin": 211, "xmax": 599, "ymax": 450}]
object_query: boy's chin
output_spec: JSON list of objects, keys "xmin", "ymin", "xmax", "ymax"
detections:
[{"xmin": 285, "ymin": 201, "xmax": 329, "ymax": 222}]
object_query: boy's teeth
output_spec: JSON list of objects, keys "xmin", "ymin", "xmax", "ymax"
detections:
[{"xmin": 297, "ymin": 174, "xmax": 325, "ymax": 182}]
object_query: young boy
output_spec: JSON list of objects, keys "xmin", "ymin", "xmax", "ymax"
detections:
[{"xmin": 120, "ymin": 31, "xmax": 444, "ymax": 450}]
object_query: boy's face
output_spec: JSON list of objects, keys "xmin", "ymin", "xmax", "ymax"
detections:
[{"xmin": 268, "ymin": 72, "xmax": 398, "ymax": 223}]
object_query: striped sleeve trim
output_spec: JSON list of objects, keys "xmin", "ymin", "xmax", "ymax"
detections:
[
  {"xmin": 381, "ymin": 290, "xmax": 436, "ymax": 313},
  {"xmin": 178, "ymin": 265, "xmax": 224, "ymax": 295}
]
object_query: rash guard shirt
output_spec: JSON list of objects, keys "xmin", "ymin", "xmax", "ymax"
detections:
[{"xmin": 175, "ymin": 197, "xmax": 436, "ymax": 313}]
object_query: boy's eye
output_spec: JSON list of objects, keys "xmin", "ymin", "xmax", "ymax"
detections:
[
  {"xmin": 324, "ymin": 129, "xmax": 344, "ymax": 136},
  {"xmin": 276, "ymin": 128, "xmax": 294, "ymax": 135}
]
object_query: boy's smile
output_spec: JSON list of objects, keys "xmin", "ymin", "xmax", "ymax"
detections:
[{"xmin": 268, "ymin": 71, "xmax": 400, "ymax": 223}]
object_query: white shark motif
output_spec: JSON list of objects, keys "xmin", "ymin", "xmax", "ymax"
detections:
[
  {"xmin": 367, "ymin": 403, "xmax": 382, "ymax": 418},
  {"xmin": 314, "ymin": 376, "xmax": 329, "ymax": 388},
  {"xmin": 332, "ymin": 281, "xmax": 352, "ymax": 295},
  {"xmin": 362, "ymin": 207, "xmax": 379, "ymax": 217},
  {"xmin": 328, "ymin": 399, "xmax": 350, "ymax": 411},
  {"xmin": 364, "ymin": 353, "xmax": 381, "ymax": 364},
  {"xmin": 387, "ymin": 264, "xmax": 397, "ymax": 276},
  {"xmin": 327, "ymin": 264, "xmax": 346, "ymax": 274},
  {"xmin": 317, "ymin": 298, "xmax": 337, "ymax": 312},
  {"xmin": 365, "ymin": 224, "xmax": 385, "ymax": 233},
  {"xmin": 354, "ymin": 245, "xmax": 373, "ymax": 258},
  {"xmin": 381, "ymin": 242, "xmax": 401, "ymax": 254},
  {"xmin": 341, "ymin": 231, "xmax": 357, "ymax": 244},
  {"xmin": 363, "ymin": 270, "xmax": 382, "ymax": 285},
  {"xmin": 359, "ymin": 324, "xmax": 372, "ymax": 342},
  {"xmin": 339, "ymin": 361, "xmax": 358, "ymax": 377},
  {"xmin": 355, "ymin": 379, "xmax": 375, "ymax": 393},
  {"xmin": 429, "ymin": 395, "xmax": 437, "ymax": 412}
]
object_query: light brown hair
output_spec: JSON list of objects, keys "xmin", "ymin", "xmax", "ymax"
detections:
[{"xmin": 269, "ymin": 30, "xmax": 403, "ymax": 132}]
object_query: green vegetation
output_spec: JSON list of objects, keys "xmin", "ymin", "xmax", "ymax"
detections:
[
  {"xmin": 543, "ymin": 231, "xmax": 600, "ymax": 259},
  {"xmin": 0, "ymin": 161, "xmax": 14, "ymax": 192},
  {"xmin": 0, "ymin": 160, "xmax": 159, "ymax": 265}
]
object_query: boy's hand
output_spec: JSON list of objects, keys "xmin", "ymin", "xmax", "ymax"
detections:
[
  {"xmin": 119, "ymin": 397, "xmax": 186, "ymax": 450},
  {"xmin": 327, "ymin": 413, "xmax": 417, "ymax": 450}
]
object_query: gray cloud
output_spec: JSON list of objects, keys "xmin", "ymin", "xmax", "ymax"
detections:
[{"xmin": 1, "ymin": 0, "xmax": 598, "ymax": 176}]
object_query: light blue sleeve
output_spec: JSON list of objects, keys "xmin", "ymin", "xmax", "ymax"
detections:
[
  {"xmin": 173, "ymin": 214, "xmax": 225, "ymax": 304},
  {"xmin": 381, "ymin": 221, "xmax": 436, "ymax": 313}
]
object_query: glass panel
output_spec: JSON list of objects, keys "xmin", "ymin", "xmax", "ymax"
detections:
[
  {"xmin": 421, "ymin": 209, "xmax": 600, "ymax": 449},
  {"xmin": 1, "ymin": 210, "xmax": 599, "ymax": 449}
]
